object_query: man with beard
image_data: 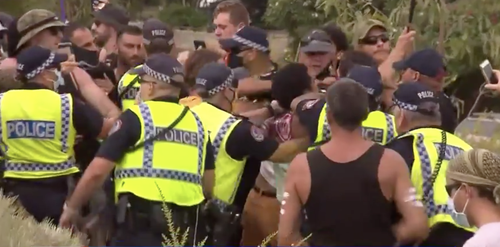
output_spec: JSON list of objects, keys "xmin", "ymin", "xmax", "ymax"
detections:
[
  {"xmin": 115, "ymin": 25, "xmax": 145, "ymax": 80},
  {"xmin": 91, "ymin": 3, "xmax": 130, "ymax": 68},
  {"xmin": 118, "ymin": 19, "xmax": 173, "ymax": 111},
  {"xmin": 65, "ymin": 22, "xmax": 98, "ymax": 51}
]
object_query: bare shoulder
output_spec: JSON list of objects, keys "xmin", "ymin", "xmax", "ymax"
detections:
[
  {"xmin": 288, "ymin": 152, "xmax": 309, "ymax": 175},
  {"xmin": 380, "ymin": 148, "xmax": 408, "ymax": 175}
]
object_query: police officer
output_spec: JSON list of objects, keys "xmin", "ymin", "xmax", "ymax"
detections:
[
  {"xmin": 297, "ymin": 65, "xmax": 397, "ymax": 149},
  {"xmin": 191, "ymin": 63, "xmax": 310, "ymax": 205},
  {"xmin": 61, "ymin": 53, "xmax": 214, "ymax": 246},
  {"xmin": 385, "ymin": 82, "xmax": 475, "ymax": 246},
  {"xmin": 118, "ymin": 18, "xmax": 174, "ymax": 111},
  {"xmin": 1, "ymin": 46, "xmax": 111, "ymax": 225}
]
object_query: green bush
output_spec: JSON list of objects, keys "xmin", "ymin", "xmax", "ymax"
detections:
[{"xmin": 158, "ymin": 3, "xmax": 210, "ymax": 30}]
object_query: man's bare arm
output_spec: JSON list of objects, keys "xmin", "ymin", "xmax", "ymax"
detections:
[
  {"xmin": 269, "ymin": 137, "xmax": 310, "ymax": 163},
  {"xmin": 237, "ymin": 78, "xmax": 272, "ymax": 96},
  {"xmin": 278, "ymin": 153, "xmax": 306, "ymax": 246},
  {"xmin": 386, "ymin": 149, "xmax": 429, "ymax": 244},
  {"xmin": 72, "ymin": 68, "xmax": 121, "ymax": 118}
]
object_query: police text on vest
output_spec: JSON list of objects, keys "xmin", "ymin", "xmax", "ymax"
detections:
[
  {"xmin": 156, "ymin": 128, "xmax": 199, "ymax": 146},
  {"xmin": 7, "ymin": 120, "xmax": 56, "ymax": 139}
]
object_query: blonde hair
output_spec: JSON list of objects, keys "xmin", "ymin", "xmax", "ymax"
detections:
[{"xmin": 447, "ymin": 149, "xmax": 500, "ymax": 204}]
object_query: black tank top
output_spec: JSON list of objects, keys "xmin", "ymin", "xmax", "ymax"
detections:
[{"xmin": 303, "ymin": 144, "xmax": 396, "ymax": 246}]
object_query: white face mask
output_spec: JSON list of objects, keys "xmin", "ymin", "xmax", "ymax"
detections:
[{"xmin": 448, "ymin": 185, "xmax": 471, "ymax": 228}]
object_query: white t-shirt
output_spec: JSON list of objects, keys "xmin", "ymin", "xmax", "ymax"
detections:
[{"xmin": 464, "ymin": 222, "xmax": 500, "ymax": 247}]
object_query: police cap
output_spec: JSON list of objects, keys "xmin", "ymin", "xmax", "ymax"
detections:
[{"xmin": 16, "ymin": 45, "xmax": 67, "ymax": 80}]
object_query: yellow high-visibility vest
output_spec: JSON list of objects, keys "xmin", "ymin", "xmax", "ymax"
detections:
[
  {"xmin": 397, "ymin": 127, "xmax": 475, "ymax": 232},
  {"xmin": 114, "ymin": 101, "xmax": 208, "ymax": 206},
  {"xmin": 0, "ymin": 89, "xmax": 79, "ymax": 179},
  {"xmin": 191, "ymin": 102, "xmax": 245, "ymax": 204},
  {"xmin": 309, "ymin": 103, "xmax": 397, "ymax": 150},
  {"xmin": 118, "ymin": 65, "xmax": 142, "ymax": 111}
]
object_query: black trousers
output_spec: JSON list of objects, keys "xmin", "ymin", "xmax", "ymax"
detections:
[
  {"xmin": 419, "ymin": 222, "xmax": 474, "ymax": 246},
  {"xmin": 3, "ymin": 178, "xmax": 68, "ymax": 225},
  {"xmin": 111, "ymin": 197, "xmax": 208, "ymax": 247}
]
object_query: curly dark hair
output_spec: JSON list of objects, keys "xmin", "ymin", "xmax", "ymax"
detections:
[
  {"xmin": 321, "ymin": 23, "xmax": 349, "ymax": 52},
  {"xmin": 271, "ymin": 63, "xmax": 313, "ymax": 110}
]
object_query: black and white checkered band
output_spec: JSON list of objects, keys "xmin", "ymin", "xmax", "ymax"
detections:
[
  {"xmin": 208, "ymin": 71, "xmax": 234, "ymax": 96},
  {"xmin": 233, "ymin": 35, "xmax": 269, "ymax": 52},
  {"xmin": 142, "ymin": 63, "xmax": 172, "ymax": 83},
  {"xmin": 25, "ymin": 53, "xmax": 56, "ymax": 80},
  {"xmin": 393, "ymin": 98, "xmax": 418, "ymax": 111}
]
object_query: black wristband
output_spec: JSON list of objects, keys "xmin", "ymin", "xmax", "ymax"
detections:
[{"xmin": 266, "ymin": 105, "xmax": 275, "ymax": 116}]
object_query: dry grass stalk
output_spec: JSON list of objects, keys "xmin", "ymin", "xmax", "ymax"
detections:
[{"xmin": 0, "ymin": 190, "xmax": 84, "ymax": 247}]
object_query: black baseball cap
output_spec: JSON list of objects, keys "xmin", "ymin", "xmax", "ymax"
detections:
[
  {"xmin": 195, "ymin": 62, "xmax": 246, "ymax": 96},
  {"xmin": 17, "ymin": 46, "xmax": 68, "ymax": 80},
  {"xmin": 392, "ymin": 82, "xmax": 439, "ymax": 115},
  {"xmin": 346, "ymin": 65, "xmax": 383, "ymax": 98},
  {"xmin": 393, "ymin": 48, "xmax": 446, "ymax": 79},
  {"xmin": 219, "ymin": 26, "xmax": 269, "ymax": 53},
  {"xmin": 142, "ymin": 18, "xmax": 174, "ymax": 46},
  {"xmin": 130, "ymin": 53, "xmax": 184, "ymax": 84},
  {"xmin": 92, "ymin": 4, "xmax": 129, "ymax": 28},
  {"xmin": 300, "ymin": 30, "xmax": 334, "ymax": 53}
]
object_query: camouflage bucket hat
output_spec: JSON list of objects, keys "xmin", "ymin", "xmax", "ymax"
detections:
[
  {"xmin": 16, "ymin": 9, "xmax": 65, "ymax": 50},
  {"xmin": 352, "ymin": 19, "xmax": 387, "ymax": 46}
]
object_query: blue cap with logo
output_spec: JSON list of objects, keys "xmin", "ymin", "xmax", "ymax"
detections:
[
  {"xmin": 16, "ymin": 45, "xmax": 68, "ymax": 80},
  {"xmin": 393, "ymin": 82, "xmax": 439, "ymax": 115},
  {"xmin": 130, "ymin": 53, "xmax": 184, "ymax": 84},
  {"xmin": 219, "ymin": 26, "xmax": 269, "ymax": 53},
  {"xmin": 346, "ymin": 65, "xmax": 383, "ymax": 98},
  {"xmin": 195, "ymin": 62, "xmax": 249, "ymax": 96},
  {"xmin": 392, "ymin": 48, "xmax": 446, "ymax": 79}
]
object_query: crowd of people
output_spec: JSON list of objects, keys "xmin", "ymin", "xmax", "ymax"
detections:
[{"xmin": 1, "ymin": 0, "xmax": 500, "ymax": 246}]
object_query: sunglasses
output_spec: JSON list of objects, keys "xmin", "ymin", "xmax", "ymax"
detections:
[
  {"xmin": 445, "ymin": 184, "xmax": 461, "ymax": 196},
  {"xmin": 359, "ymin": 34, "xmax": 390, "ymax": 45}
]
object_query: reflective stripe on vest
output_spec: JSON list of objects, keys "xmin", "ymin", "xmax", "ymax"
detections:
[
  {"xmin": 114, "ymin": 103, "xmax": 204, "ymax": 184},
  {"xmin": 60, "ymin": 94, "xmax": 71, "ymax": 153},
  {"xmin": 191, "ymin": 102, "xmax": 245, "ymax": 205},
  {"xmin": 403, "ymin": 128, "xmax": 475, "ymax": 232},
  {"xmin": 212, "ymin": 116, "xmax": 241, "ymax": 204},
  {"xmin": 5, "ymin": 159, "xmax": 74, "ymax": 172},
  {"xmin": 414, "ymin": 133, "xmax": 450, "ymax": 217},
  {"xmin": 385, "ymin": 113, "xmax": 395, "ymax": 142}
]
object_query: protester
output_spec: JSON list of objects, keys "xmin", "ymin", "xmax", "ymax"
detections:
[
  {"xmin": 394, "ymin": 48, "xmax": 458, "ymax": 133},
  {"xmin": 278, "ymin": 79, "xmax": 428, "ymax": 246},
  {"xmin": 241, "ymin": 63, "xmax": 313, "ymax": 246},
  {"xmin": 447, "ymin": 149, "xmax": 500, "ymax": 247},
  {"xmin": 91, "ymin": 3, "xmax": 130, "ymax": 67},
  {"xmin": 321, "ymin": 22, "xmax": 349, "ymax": 69},
  {"xmin": 64, "ymin": 22, "xmax": 98, "ymax": 51},
  {"xmin": 385, "ymin": 82, "xmax": 475, "ymax": 246}
]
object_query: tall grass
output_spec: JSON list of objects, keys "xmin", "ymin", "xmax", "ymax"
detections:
[{"xmin": 0, "ymin": 190, "xmax": 84, "ymax": 247}]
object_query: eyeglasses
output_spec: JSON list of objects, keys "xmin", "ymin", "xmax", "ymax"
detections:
[{"xmin": 359, "ymin": 34, "xmax": 390, "ymax": 45}]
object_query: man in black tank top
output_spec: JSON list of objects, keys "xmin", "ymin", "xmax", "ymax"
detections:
[{"xmin": 277, "ymin": 78, "xmax": 429, "ymax": 246}]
